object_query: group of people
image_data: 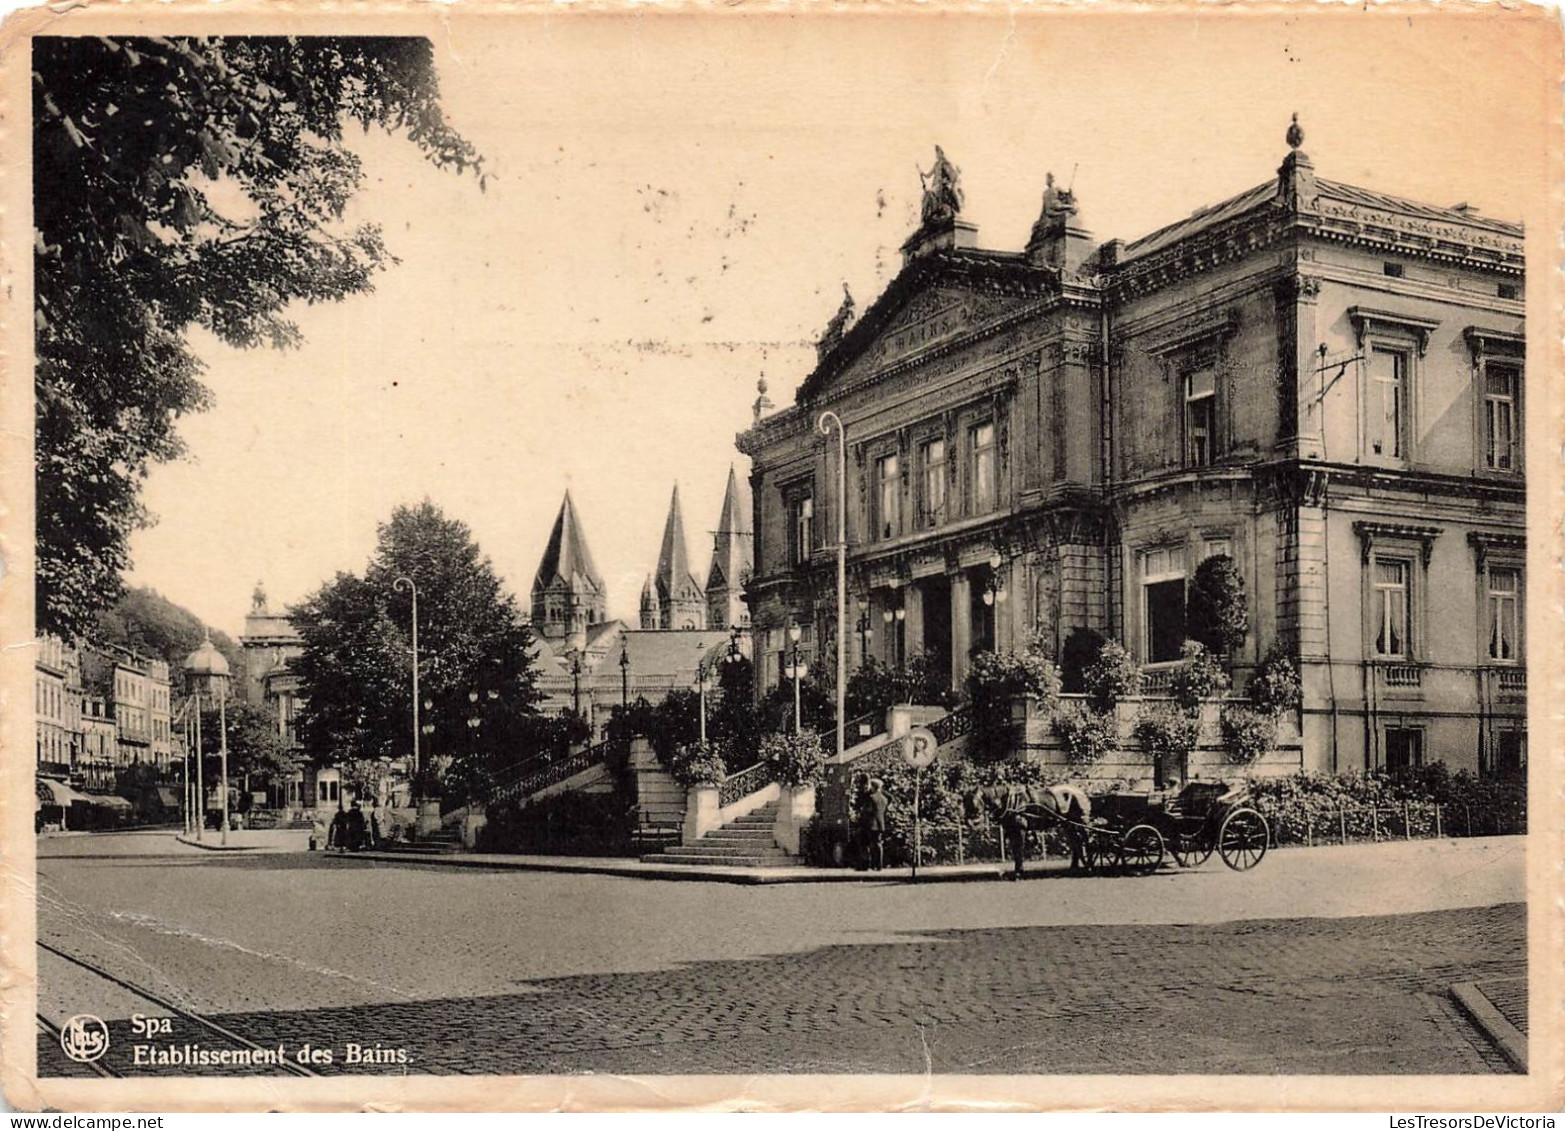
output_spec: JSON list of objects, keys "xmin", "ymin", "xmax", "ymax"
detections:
[{"xmin": 321, "ymin": 800, "xmax": 382, "ymax": 853}]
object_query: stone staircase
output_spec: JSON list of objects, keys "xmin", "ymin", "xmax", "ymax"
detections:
[
  {"xmin": 644, "ymin": 801, "xmax": 799, "ymax": 867},
  {"xmin": 377, "ymin": 824, "xmax": 465, "ymax": 856}
]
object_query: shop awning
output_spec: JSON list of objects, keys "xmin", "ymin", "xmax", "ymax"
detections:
[
  {"xmin": 87, "ymin": 794, "xmax": 132, "ymax": 810},
  {"xmin": 36, "ymin": 779, "xmax": 91, "ymax": 807}
]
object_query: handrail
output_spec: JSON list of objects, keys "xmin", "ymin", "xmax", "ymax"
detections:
[
  {"xmin": 718, "ymin": 760, "xmax": 776, "ymax": 808},
  {"xmin": 928, "ymin": 705, "xmax": 973, "ymax": 746},
  {"xmin": 489, "ymin": 738, "xmax": 622, "ymax": 805}
]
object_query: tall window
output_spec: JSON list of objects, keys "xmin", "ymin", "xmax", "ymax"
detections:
[
  {"xmin": 970, "ymin": 423, "xmax": 996, "ymax": 514},
  {"xmin": 787, "ymin": 492, "xmax": 813, "ymax": 565},
  {"xmin": 1372, "ymin": 558, "xmax": 1410, "ymax": 659},
  {"xmin": 919, "ymin": 438, "xmax": 947, "ymax": 527},
  {"xmin": 1184, "ymin": 366, "xmax": 1216, "ymax": 467},
  {"xmin": 1384, "ymin": 728, "xmax": 1423, "ymax": 773},
  {"xmin": 1486, "ymin": 567, "xmax": 1521, "ymax": 662},
  {"xmin": 1141, "ymin": 547, "xmax": 1186, "ymax": 664},
  {"xmin": 1367, "ymin": 347, "xmax": 1408, "ymax": 460},
  {"xmin": 875, "ymin": 454, "xmax": 900, "ymax": 540},
  {"xmin": 1484, "ymin": 364, "xmax": 1519, "ymax": 471}
]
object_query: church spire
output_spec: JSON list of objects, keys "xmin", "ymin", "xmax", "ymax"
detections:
[
  {"xmin": 706, "ymin": 467, "xmax": 753, "ymax": 630},
  {"xmin": 654, "ymin": 484, "xmax": 706, "ymax": 630},
  {"xmin": 532, "ymin": 491, "xmax": 606, "ymax": 645}
]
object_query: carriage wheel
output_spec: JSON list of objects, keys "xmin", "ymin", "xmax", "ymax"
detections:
[
  {"xmin": 1217, "ymin": 808, "xmax": 1270, "ymax": 871},
  {"xmin": 1171, "ymin": 832, "xmax": 1214, "ymax": 869},
  {"xmin": 1117, "ymin": 824, "xmax": 1165, "ymax": 876}
]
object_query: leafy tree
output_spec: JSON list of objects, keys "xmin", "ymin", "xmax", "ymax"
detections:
[
  {"xmin": 1059, "ymin": 626, "xmax": 1107, "ymax": 693},
  {"xmin": 1185, "ymin": 554, "xmax": 1249, "ymax": 656},
  {"xmin": 845, "ymin": 654, "xmax": 957, "ymax": 723},
  {"xmin": 292, "ymin": 501, "xmax": 543, "ymax": 795},
  {"xmin": 194, "ymin": 698, "xmax": 298, "ymax": 800},
  {"xmin": 35, "ymin": 36, "xmax": 481, "ymax": 637},
  {"xmin": 93, "ymin": 586, "xmax": 243, "ymax": 695}
]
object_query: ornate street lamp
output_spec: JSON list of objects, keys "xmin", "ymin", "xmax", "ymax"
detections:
[
  {"xmin": 392, "ymin": 576, "xmax": 422, "ymax": 790},
  {"xmin": 784, "ymin": 623, "xmax": 810, "ymax": 734},
  {"xmin": 856, "ymin": 599, "xmax": 873, "ymax": 667},
  {"xmin": 695, "ymin": 643, "xmax": 713, "ymax": 746},
  {"xmin": 817, "ymin": 410, "xmax": 847, "ymax": 758},
  {"xmin": 569, "ymin": 650, "xmax": 583, "ymax": 718},
  {"xmin": 618, "ymin": 643, "xmax": 631, "ymax": 711}
]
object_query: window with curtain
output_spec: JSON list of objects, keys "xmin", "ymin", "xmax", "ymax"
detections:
[
  {"xmin": 1185, "ymin": 365, "xmax": 1216, "ymax": 467},
  {"xmin": 1372, "ymin": 557, "xmax": 1410, "ymax": 658},
  {"xmin": 875, "ymin": 453, "xmax": 900, "ymax": 540},
  {"xmin": 1486, "ymin": 566, "xmax": 1520, "ymax": 662},
  {"xmin": 920, "ymin": 437, "xmax": 947, "ymax": 527},
  {"xmin": 1141, "ymin": 547, "xmax": 1187, "ymax": 664},
  {"xmin": 970, "ymin": 422, "xmax": 996, "ymax": 513}
]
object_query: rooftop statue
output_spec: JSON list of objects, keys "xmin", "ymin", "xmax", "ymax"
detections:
[
  {"xmin": 919, "ymin": 145, "xmax": 964, "ymax": 227},
  {"xmin": 817, "ymin": 283, "xmax": 856, "ymax": 360}
]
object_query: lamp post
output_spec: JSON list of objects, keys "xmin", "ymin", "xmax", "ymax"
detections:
[
  {"xmin": 217, "ymin": 680, "xmax": 230, "ymax": 845},
  {"xmin": 392, "ymin": 576, "xmax": 421, "ymax": 791},
  {"xmin": 856, "ymin": 600, "xmax": 873, "ymax": 668},
  {"xmin": 982, "ymin": 549, "xmax": 1009, "ymax": 650},
  {"xmin": 695, "ymin": 645, "xmax": 712, "ymax": 746},
  {"xmin": 618, "ymin": 643, "xmax": 630, "ymax": 711},
  {"xmin": 817, "ymin": 410, "xmax": 847, "ymax": 757},
  {"xmin": 570, "ymin": 651, "xmax": 583, "ymax": 718},
  {"xmin": 784, "ymin": 623, "xmax": 809, "ymax": 734},
  {"xmin": 192, "ymin": 692, "xmax": 204, "ymax": 841}
]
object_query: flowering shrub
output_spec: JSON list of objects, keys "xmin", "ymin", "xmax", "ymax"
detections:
[
  {"xmin": 1247, "ymin": 649, "xmax": 1303, "ymax": 717},
  {"xmin": 966, "ymin": 638, "xmax": 1063, "ymax": 764},
  {"xmin": 1219, "ymin": 704, "xmax": 1275, "ymax": 764},
  {"xmin": 1084, "ymin": 640, "xmax": 1141, "ymax": 715},
  {"xmin": 1167, "ymin": 640, "xmax": 1230, "ymax": 713},
  {"xmin": 760, "ymin": 730, "xmax": 825, "ymax": 788},
  {"xmin": 666, "ymin": 740, "xmax": 728, "ymax": 787},
  {"xmin": 1247, "ymin": 769, "xmax": 1526, "ymax": 843},
  {"xmin": 1134, "ymin": 702, "xmax": 1203, "ymax": 762},
  {"xmin": 1186, "ymin": 554, "xmax": 1248, "ymax": 655},
  {"xmin": 1052, "ymin": 701, "xmax": 1119, "ymax": 768},
  {"xmin": 1060, "ymin": 627, "xmax": 1107, "ymax": 693}
]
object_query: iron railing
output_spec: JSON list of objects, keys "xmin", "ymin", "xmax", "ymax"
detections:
[
  {"xmin": 718, "ymin": 760, "xmax": 776, "ymax": 808},
  {"xmin": 489, "ymin": 738, "xmax": 621, "ymax": 806},
  {"xmin": 928, "ymin": 705, "xmax": 973, "ymax": 746}
]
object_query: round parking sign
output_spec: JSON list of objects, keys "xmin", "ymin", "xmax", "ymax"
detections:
[{"xmin": 902, "ymin": 726, "xmax": 938, "ymax": 769}]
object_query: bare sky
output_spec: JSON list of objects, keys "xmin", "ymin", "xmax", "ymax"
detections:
[{"xmin": 121, "ymin": 11, "xmax": 1549, "ymax": 637}]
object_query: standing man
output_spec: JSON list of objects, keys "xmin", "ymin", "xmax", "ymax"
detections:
[{"xmin": 866, "ymin": 778, "xmax": 890, "ymax": 872}]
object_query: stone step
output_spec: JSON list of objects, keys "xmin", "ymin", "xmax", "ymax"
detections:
[
  {"xmin": 699, "ymin": 829, "xmax": 776, "ymax": 842},
  {"xmin": 650, "ymin": 852, "xmax": 801, "ymax": 867},
  {"xmin": 664, "ymin": 840, "xmax": 792, "ymax": 855}
]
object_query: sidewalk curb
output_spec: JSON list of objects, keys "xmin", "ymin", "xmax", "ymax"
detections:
[
  {"xmin": 344, "ymin": 850, "xmax": 1023, "ymax": 885},
  {"xmin": 174, "ymin": 834, "xmax": 262, "ymax": 852},
  {"xmin": 1450, "ymin": 981, "xmax": 1527, "ymax": 1072}
]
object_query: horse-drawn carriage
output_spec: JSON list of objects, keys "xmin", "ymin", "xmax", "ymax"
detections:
[
  {"xmin": 966, "ymin": 779, "xmax": 1270, "ymax": 877},
  {"xmin": 1084, "ymin": 780, "xmax": 1270, "ymax": 875}
]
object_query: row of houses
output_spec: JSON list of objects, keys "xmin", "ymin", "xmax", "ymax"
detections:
[{"xmin": 35, "ymin": 635, "xmax": 174, "ymax": 795}]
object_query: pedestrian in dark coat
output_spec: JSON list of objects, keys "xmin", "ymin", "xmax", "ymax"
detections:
[
  {"xmin": 866, "ymin": 779, "xmax": 890, "ymax": 872},
  {"xmin": 344, "ymin": 802, "xmax": 366, "ymax": 851},
  {"xmin": 327, "ymin": 809, "xmax": 345, "ymax": 852}
]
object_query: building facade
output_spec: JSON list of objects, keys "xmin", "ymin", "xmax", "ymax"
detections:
[
  {"xmin": 737, "ymin": 124, "xmax": 1524, "ymax": 778},
  {"xmin": 239, "ymin": 582, "xmax": 305, "ymax": 749},
  {"xmin": 35, "ymin": 635, "xmax": 79, "ymax": 779},
  {"xmin": 79, "ymin": 644, "xmax": 173, "ymax": 773}
]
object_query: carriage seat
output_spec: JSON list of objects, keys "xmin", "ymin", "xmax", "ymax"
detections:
[{"xmin": 1169, "ymin": 781, "xmax": 1234, "ymax": 818}]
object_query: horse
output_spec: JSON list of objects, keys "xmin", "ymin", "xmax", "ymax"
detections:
[{"xmin": 963, "ymin": 783, "xmax": 1093, "ymax": 879}]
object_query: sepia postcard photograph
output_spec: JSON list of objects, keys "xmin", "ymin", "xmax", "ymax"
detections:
[{"xmin": 2, "ymin": 1, "xmax": 1561, "ymax": 1113}]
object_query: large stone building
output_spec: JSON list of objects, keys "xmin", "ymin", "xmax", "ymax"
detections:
[
  {"xmin": 35, "ymin": 635, "xmax": 80, "ymax": 780},
  {"xmin": 239, "ymin": 582, "xmax": 305, "ymax": 749},
  {"xmin": 737, "ymin": 122, "xmax": 1524, "ymax": 778}
]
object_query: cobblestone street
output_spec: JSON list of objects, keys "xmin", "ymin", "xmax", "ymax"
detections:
[{"xmin": 36, "ymin": 833, "xmax": 1524, "ymax": 1076}]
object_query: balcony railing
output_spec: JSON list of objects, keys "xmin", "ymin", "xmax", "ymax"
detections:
[
  {"xmin": 1497, "ymin": 668, "xmax": 1526, "ymax": 694},
  {"xmin": 1379, "ymin": 664, "xmax": 1423, "ymax": 689},
  {"xmin": 928, "ymin": 705, "xmax": 973, "ymax": 746}
]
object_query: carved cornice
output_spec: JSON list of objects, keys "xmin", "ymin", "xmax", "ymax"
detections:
[
  {"xmin": 1348, "ymin": 306, "xmax": 1441, "ymax": 357},
  {"xmin": 1463, "ymin": 326, "xmax": 1525, "ymax": 361},
  {"xmin": 1353, "ymin": 520, "xmax": 1442, "ymax": 566},
  {"xmin": 1467, "ymin": 531, "xmax": 1526, "ymax": 566}
]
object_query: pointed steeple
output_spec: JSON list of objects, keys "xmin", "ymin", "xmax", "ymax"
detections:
[
  {"xmin": 706, "ymin": 467, "xmax": 753, "ymax": 630},
  {"xmin": 654, "ymin": 484, "xmax": 706, "ymax": 630},
  {"xmin": 531, "ymin": 491, "xmax": 607, "ymax": 645},
  {"xmin": 534, "ymin": 491, "xmax": 603, "ymax": 593},
  {"xmin": 639, "ymin": 575, "xmax": 658, "ymax": 631}
]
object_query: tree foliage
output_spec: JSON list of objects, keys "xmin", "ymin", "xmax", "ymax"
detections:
[
  {"xmin": 194, "ymin": 698, "xmax": 298, "ymax": 793},
  {"xmin": 93, "ymin": 586, "xmax": 243, "ymax": 695},
  {"xmin": 1185, "ymin": 554, "xmax": 1249, "ymax": 655},
  {"xmin": 34, "ymin": 36, "xmax": 481, "ymax": 637},
  {"xmin": 291, "ymin": 501, "xmax": 543, "ymax": 787}
]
